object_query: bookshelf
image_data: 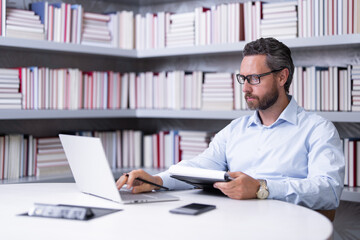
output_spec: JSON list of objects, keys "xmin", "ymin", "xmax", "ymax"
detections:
[
  {"xmin": 0, "ymin": 0, "xmax": 359, "ymax": 204},
  {"xmin": 0, "ymin": 37, "xmax": 137, "ymax": 58},
  {"xmin": 342, "ymin": 187, "xmax": 360, "ymax": 203},
  {"xmin": 1, "ymin": 34, "xmax": 360, "ymax": 59},
  {"xmin": 0, "ymin": 109, "xmax": 360, "ymax": 122}
]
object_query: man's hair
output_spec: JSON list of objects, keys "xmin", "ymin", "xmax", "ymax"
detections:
[{"xmin": 243, "ymin": 37, "xmax": 294, "ymax": 94}]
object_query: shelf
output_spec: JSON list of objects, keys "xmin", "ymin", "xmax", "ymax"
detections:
[
  {"xmin": 100, "ymin": 0, "xmax": 181, "ymax": 5},
  {"xmin": 1, "ymin": 35, "xmax": 360, "ymax": 59},
  {"xmin": 282, "ymin": 34, "xmax": 360, "ymax": 49},
  {"xmin": 316, "ymin": 111, "xmax": 360, "ymax": 122},
  {"xmin": 139, "ymin": 34, "xmax": 360, "ymax": 58},
  {"xmin": 0, "ymin": 109, "xmax": 359, "ymax": 122},
  {"xmin": 341, "ymin": 187, "xmax": 360, "ymax": 203},
  {"xmin": 0, "ymin": 37, "xmax": 137, "ymax": 58},
  {"xmin": 137, "ymin": 42, "xmax": 248, "ymax": 58},
  {"xmin": 0, "ymin": 109, "xmax": 136, "ymax": 119},
  {"xmin": 135, "ymin": 109, "xmax": 254, "ymax": 119}
]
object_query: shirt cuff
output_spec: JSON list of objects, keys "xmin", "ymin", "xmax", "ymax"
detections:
[
  {"xmin": 266, "ymin": 179, "xmax": 287, "ymax": 199},
  {"xmin": 156, "ymin": 170, "xmax": 195, "ymax": 190},
  {"xmin": 156, "ymin": 170, "xmax": 174, "ymax": 189}
]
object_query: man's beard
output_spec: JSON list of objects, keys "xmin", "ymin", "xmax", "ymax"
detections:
[{"xmin": 245, "ymin": 84, "xmax": 279, "ymax": 110}]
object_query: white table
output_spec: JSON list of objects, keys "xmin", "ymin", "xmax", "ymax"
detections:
[{"xmin": 0, "ymin": 183, "xmax": 333, "ymax": 240}]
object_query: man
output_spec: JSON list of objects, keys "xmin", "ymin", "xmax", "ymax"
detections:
[{"xmin": 116, "ymin": 37, "xmax": 345, "ymax": 210}]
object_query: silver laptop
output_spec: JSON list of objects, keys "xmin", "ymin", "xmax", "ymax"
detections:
[{"xmin": 59, "ymin": 134, "xmax": 179, "ymax": 204}]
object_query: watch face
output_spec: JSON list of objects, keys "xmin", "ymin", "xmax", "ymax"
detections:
[{"xmin": 257, "ymin": 189, "xmax": 269, "ymax": 199}]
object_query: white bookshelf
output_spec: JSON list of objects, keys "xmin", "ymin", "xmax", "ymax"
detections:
[
  {"xmin": 0, "ymin": 37, "xmax": 137, "ymax": 58},
  {"xmin": 138, "ymin": 34, "xmax": 360, "ymax": 58},
  {"xmin": 0, "ymin": 109, "xmax": 360, "ymax": 122},
  {"xmin": 341, "ymin": 187, "xmax": 360, "ymax": 203},
  {"xmin": 0, "ymin": 109, "xmax": 136, "ymax": 119},
  {"xmin": 1, "ymin": 34, "xmax": 360, "ymax": 59}
]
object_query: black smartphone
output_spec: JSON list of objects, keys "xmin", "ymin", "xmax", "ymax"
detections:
[{"xmin": 169, "ymin": 203, "xmax": 216, "ymax": 215}]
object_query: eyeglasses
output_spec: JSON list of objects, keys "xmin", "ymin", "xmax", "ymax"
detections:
[{"xmin": 236, "ymin": 69, "xmax": 283, "ymax": 85}]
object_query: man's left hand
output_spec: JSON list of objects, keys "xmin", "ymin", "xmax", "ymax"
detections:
[{"xmin": 213, "ymin": 172, "xmax": 260, "ymax": 200}]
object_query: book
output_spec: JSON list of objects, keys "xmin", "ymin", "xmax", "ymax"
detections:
[
  {"xmin": 82, "ymin": 11, "xmax": 112, "ymax": 47},
  {"xmin": 168, "ymin": 165, "xmax": 232, "ymax": 190}
]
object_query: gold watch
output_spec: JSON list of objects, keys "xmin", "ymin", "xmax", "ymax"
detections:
[{"xmin": 256, "ymin": 179, "xmax": 269, "ymax": 199}]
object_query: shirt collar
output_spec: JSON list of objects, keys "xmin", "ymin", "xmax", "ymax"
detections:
[{"xmin": 247, "ymin": 95, "xmax": 298, "ymax": 128}]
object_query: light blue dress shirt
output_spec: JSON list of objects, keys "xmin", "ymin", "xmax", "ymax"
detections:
[{"xmin": 158, "ymin": 96, "xmax": 345, "ymax": 210}]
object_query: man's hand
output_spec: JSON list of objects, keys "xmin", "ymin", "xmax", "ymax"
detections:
[
  {"xmin": 213, "ymin": 171, "xmax": 260, "ymax": 199},
  {"xmin": 116, "ymin": 169, "xmax": 164, "ymax": 194}
]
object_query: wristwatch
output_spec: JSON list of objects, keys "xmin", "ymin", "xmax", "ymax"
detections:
[{"xmin": 256, "ymin": 179, "xmax": 269, "ymax": 199}]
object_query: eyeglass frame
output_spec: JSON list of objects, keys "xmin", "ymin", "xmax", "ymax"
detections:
[{"xmin": 236, "ymin": 68, "xmax": 284, "ymax": 85}]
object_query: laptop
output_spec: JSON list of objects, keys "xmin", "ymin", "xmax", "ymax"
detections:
[{"xmin": 59, "ymin": 134, "xmax": 179, "ymax": 204}]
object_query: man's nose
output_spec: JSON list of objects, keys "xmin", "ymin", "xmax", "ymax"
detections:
[{"xmin": 242, "ymin": 80, "xmax": 252, "ymax": 93}]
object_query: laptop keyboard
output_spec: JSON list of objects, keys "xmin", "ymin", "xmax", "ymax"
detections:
[{"xmin": 119, "ymin": 190, "xmax": 156, "ymax": 201}]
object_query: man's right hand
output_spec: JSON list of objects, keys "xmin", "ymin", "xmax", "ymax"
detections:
[{"xmin": 115, "ymin": 169, "xmax": 164, "ymax": 194}]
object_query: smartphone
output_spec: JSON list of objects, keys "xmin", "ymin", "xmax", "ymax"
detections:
[{"xmin": 169, "ymin": 203, "xmax": 216, "ymax": 215}]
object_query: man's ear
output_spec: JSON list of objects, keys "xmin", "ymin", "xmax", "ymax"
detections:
[{"xmin": 278, "ymin": 68, "xmax": 289, "ymax": 87}]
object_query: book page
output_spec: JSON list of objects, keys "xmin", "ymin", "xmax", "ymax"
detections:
[{"xmin": 168, "ymin": 165, "xmax": 226, "ymax": 180}]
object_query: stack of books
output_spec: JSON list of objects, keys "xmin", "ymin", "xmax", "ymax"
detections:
[
  {"xmin": 166, "ymin": 12, "xmax": 195, "ymax": 48},
  {"xmin": 298, "ymin": 0, "xmax": 360, "ymax": 37},
  {"xmin": 202, "ymin": 72, "xmax": 234, "ymax": 110},
  {"xmin": 82, "ymin": 12, "xmax": 112, "ymax": 47},
  {"xmin": 135, "ymin": 11, "xmax": 165, "ymax": 50},
  {"xmin": 163, "ymin": 71, "xmax": 184, "ymax": 110},
  {"xmin": 30, "ymin": 2, "xmax": 77, "ymax": 43},
  {"xmin": 129, "ymin": 70, "xmax": 201, "ymax": 110},
  {"xmin": 36, "ymin": 137, "xmax": 70, "ymax": 177},
  {"xmin": 49, "ymin": 3, "xmax": 72, "ymax": 43},
  {"xmin": 120, "ymin": 130, "xmax": 142, "ymax": 169},
  {"xmin": 194, "ymin": 6, "xmax": 211, "ymax": 46},
  {"xmin": 0, "ymin": 134, "xmax": 26, "ymax": 180},
  {"xmin": 318, "ymin": 67, "xmax": 339, "ymax": 112},
  {"xmin": 351, "ymin": 65, "xmax": 360, "ymax": 111},
  {"xmin": 208, "ymin": 3, "xmax": 245, "ymax": 45},
  {"xmin": 134, "ymin": 13, "xmax": 145, "ymax": 49},
  {"xmin": 94, "ymin": 131, "xmax": 118, "ymax": 169},
  {"xmin": 142, "ymin": 130, "xmax": 181, "ymax": 168},
  {"xmin": 83, "ymin": 71, "xmax": 108, "ymax": 109},
  {"xmin": 291, "ymin": 66, "xmax": 351, "ymax": 111},
  {"xmin": 178, "ymin": 131, "xmax": 212, "ymax": 161},
  {"xmin": 338, "ymin": 67, "xmax": 352, "ymax": 111},
  {"xmin": 0, "ymin": 68, "xmax": 21, "ymax": 109},
  {"xmin": 0, "ymin": 0, "xmax": 5, "ymax": 36},
  {"xmin": 183, "ymin": 72, "xmax": 203, "ymax": 110},
  {"xmin": 109, "ymin": 11, "xmax": 134, "ymax": 49},
  {"xmin": 152, "ymin": 72, "xmax": 167, "ymax": 109},
  {"xmin": 244, "ymin": 1, "xmax": 261, "ymax": 42},
  {"xmin": 107, "ymin": 72, "xmax": 129, "ymax": 109},
  {"xmin": 21, "ymin": 67, "xmax": 83, "ymax": 110},
  {"xmin": 129, "ymin": 72, "xmax": 151, "ymax": 109},
  {"xmin": 144, "ymin": 131, "xmax": 166, "ymax": 169},
  {"xmin": 6, "ymin": 8, "xmax": 44, "ymax": 40},
  {"xmin": 69, "ymin": 4, "xmax": 82, "ymax": 44},
  {"xmin": 343, "ymin": 137, "xmax": 360, "ymax": 187},
  {"xmin": 260, "ymin": 1, "xmax": 298, "ymax": 39},
  {"xmin": 143, "ymin": 130, "xmax": 180, "ymax": 169},
  {"xmin": 1, "ymin": 135, "xmax": 36, "ymax": 179}
]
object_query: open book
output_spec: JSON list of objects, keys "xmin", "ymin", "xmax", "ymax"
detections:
[{"xmin": 168, "ymin": 165, "xmax": 232, "ymax": 189}]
